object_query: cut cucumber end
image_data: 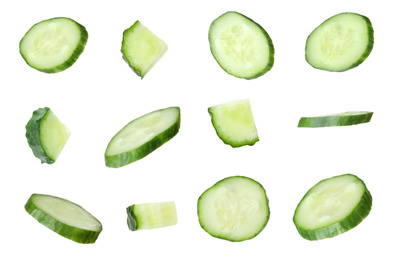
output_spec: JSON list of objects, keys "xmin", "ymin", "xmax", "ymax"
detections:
[
  {"xmin": 298, "ymin": 111, "xmax": 373, "ymax": 127},
  {"xmin": 209, "ymin": 11, "xmax": 274, "ymax": 79}
]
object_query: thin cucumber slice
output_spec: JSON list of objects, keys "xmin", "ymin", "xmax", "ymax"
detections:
[
  {"xmin": 209, "ymin": 99, "xmax": 259, "ymax": 147},
  {"xmin": 25, "ymin": 194, "xmax": 102, "ymax": 244},
  {"xmin": 209, "ymin": 11, "xmax": 274, "ymax": 79},
  {"xmin": 293, "ymin": 174, "xmax": 372, "ymax": 240},
  {"xmin": 20, "ymin": 17, "xmax": 88, "ymax": 73},
  {"xmin": 305, "ymin": 12, "xmax": 374, "ymax": 72},
  {"xmin": 298, "ymin": 111, "xmax": 373, "ymax": 127},
  {"xmin": 127, "ymin": 201, "xmax": 177, "ymax": 231},
  {"xmin": 25, "ymin": 107, "xmax": 71, "ymax": 164},
  {"xmin": 197, "ymin": 176, "xmax": 270, "ymax": 242},
  {"xmin": 122, "ymin": 20, "xmax": 167, "ymax": 78},
  {"xmin": 105, "ymin": 107, "xmax": 180, "ymax": 168}
]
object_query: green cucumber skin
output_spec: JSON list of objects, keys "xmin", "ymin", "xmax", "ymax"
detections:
[
  {"xmin": 305, "ymin": 12, "xmax": 374, "ymax": 72},
  {"xmin": 20, "ymin": 17, "xmax": 88, "ymax": 73},
  {"xmin": 298, "ymin": 112, "xmax": 373, "ymax": 127},
  {"xmin": 105, "ymin": 107, "xmax": 181, "ymax": 168},
  {"xmin": 25, "ymin": 194, "xmax": 102, "ymax": 244},
  {"xmin": 121, "ymin": 21, "xmax": 143, "ymax": 78},
  {"xmin": 293, "ymin": 174, "xmax": 372, "ymax": 241},
  {"xmin": 25, "ymin": 107, "xmax": 54, "ymax": 164},
  {"xmin": 126, "ymin": 205, "xmax": 138, "ymax": 231},
  {"xmin": 209, "ymin": 11, "xmax": 274, "ymax": 80}
]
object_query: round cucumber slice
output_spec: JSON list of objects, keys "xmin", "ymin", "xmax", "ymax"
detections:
[
  {"xmin": 20, "ymin": 17, "xmax": 88, "ymax": 73},
  {"xmin": 209, "ymin": 11, "xmax": 274, "ymax": 79},
  {"xmin": 293, "ymin": 174, "xmax": 372, "ymax": 240},
  {"xmin": 197, "ymin": 176, "xmax": 270, "ymax": 242},
  {"xmin": 25, "ymin": 194, "xmax": 102, "ymax": 244},
  {"xmin": 105, "ymin": 107, "xmax": 180, "ymax": 168},
  {"xmin": 305, "ymin": 12, "xmax": 374, "ymax": 72},
  {"xmin": 298, "ymin": 111, "xmax": 373, "ymax": 127}
]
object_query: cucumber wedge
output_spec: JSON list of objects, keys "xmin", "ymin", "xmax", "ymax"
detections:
[
  {"xmin": 122, "ymin": 20, "xmax": 167, "ymax": 78},
  {"xmin": 293, "ymin": 174, "xmax": 372, "ymax": 240},
  {"xmin": 298, "ymin": 111, "xmax": 373, "ymax": 127},
  {"xmin": 20, "ymin": 17, "xmax": 88, "ymax": 73},
  {"xmin": 209, "ymin": 11, "xmax": 274, "ymax": 79},
  {"xmin": 25, "ymin": 194, "xmax": 102, "ymax": 244},
  {"xmin": 197, "ymin": 176, "xmax": 270, "ymax": 242},
  {"xmin": 26, "ymin": 107, "xmax": 71, "ymax": 164},
  {"xmin": 105, "ymin": 107, "xmax": 180, "ymax": 168},
  {"xmin": 127, "ymin": 201, "xmax": 177, "ymax": 231},
  {"xmin": 305, "ymin": 12, "xmax": 374, "ymax": 72},
  {"xmin": 209, "ymin": 99, "xmax": 258, "ymax": 147}
]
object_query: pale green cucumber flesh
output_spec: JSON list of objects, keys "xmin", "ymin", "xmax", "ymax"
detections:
[
  {"xmin": 25, "ymin": 194, "xmax": 102, "ymax": 244},
  {"xmin": 122, "ymin": 20, "xmax": 167, "ymax": 78},
  {"xmin": 105, "ymin": 107, "xmax": 180, "ymax": 168},
  {"xmin": 197, "ymin": 176, "xmax": 270, "ymax": 242},
  {"xmin": 127, "ymin": 202, "xmax": 177, "ymax": 231},
  {"xmin": 25, "ymin": 107, "xmax": 71, "ymax": 164},
  {"xmin": 209, "ymin": 99, "xmax": 259, "ymax": 147},
  {"xmin": 209, "ymin": 11, "xmax": 274, "ymax": 79},
  {"xmin": 298, "ymin": 111, "xmax": 373, "ymax": 127},
  {"xmin": 19, "ymin": 17, "xmax": 88, "ymax": 73},
  {"xmin": 305, "ymin": 12, "xmax": 374, "ymax": 72},
  {"xmin": 293, "ymin": 174, "xmax": 372, "ymax": 240}
]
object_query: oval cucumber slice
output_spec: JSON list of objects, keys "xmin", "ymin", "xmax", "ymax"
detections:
[
  {"xmin": 25, "ymin": 107, "xmax": 71, "ymax": 164},
  {"xmin": 105, "ymin": 107, "xmax": 180, "ymax": 168},
  {"xmin": 293, "ymin": 174, "xmax": 372, "ymax": 240},
  {"xmin": 305, "ymin": 12, "xmax": 374, "ymax": 72},
  {"xmin": 20, "ymin": 17, "xmax": 88, "ymax": 73},
  {"xmin": 25, "ymin": 194, "xmax": 102, "ymax": 244},
  {"xmin": 197, "ymin": 176, "xmax": 270, "ymax": 242},
  {"xmin": 209, "ymin": 11, "xmax": 274, "ymax": 79},
  {"xmin": 298, "ymin": 111, "xmax": 373, "ymax": 127},
  {"xmin": 127, "ymin": 201, "xmax": 177, "ymax": 231}
]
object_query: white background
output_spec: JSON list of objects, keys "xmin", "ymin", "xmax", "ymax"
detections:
[{"xmin": 1, "ymin": 0, "xmax": 395, "ymax": 259}]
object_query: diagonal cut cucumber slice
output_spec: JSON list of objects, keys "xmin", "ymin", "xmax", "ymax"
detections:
[{"xmin": 298, "ymin": 111, "xmax": 373, "ymax": 127}]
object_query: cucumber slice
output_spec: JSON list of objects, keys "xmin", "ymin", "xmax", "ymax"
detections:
[
  {"xmin": 19, "ymin": 17, "xmax": 88, "ymax": 73},
  {"xmin": 209, "ymin": 11, "xmax": 274, "ymax": 79},
  {"xmin": 197, "ymin": 176, "xmax": 270, "ymax": 242},
  {"xmin": 208, "ymin": 99, "xmax": 259, "ymax": 147},
  {"xmin": 122, "ymin": 20, "xmax": 167, "ymax": 78},
  {"xmin": 305, "ymin": 12, "xmax": 374, "ymax": 72},
  {"xmin": 25, "ymin": 107, "xmax": 71, "ymax": 164},
  {"xmin": 25, "ymin": 194, "xmax": 102, "ymax": 244},
  {"xmin": 127, "ymin": 202, "xmax": 177, "ymax": 231},
  {"xmin": 298, "ymin": 111, "xmax": 373, "ymax": 127},
  {"xmin": 293, "ymin": 174, "xmax": 372, "ymax": 240},
  {"xmin": 105, "ymin": 107, "xmax": 180, "ymax": 168}
]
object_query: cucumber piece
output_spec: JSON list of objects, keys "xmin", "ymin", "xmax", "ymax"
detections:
[
  {"xmin": 208, "ymin": 99, "xmax": 258, "ymax": 147},
  {"xmin": 105, "ymin": 107, "xmax": 180, "ymax": 168},
  {"xmin": 25, "ymin": 194, "xmax": 102, "ymax": 244},
  {"xmin": 209, "ymin": 11, "xmax": 274, "ymax": 79},
  {"xmin": 305, "ymin": 12, "xmax": 374, "ymax": 72},
  {"xmin": 122, "ymin": 20, "xmax": 167, "ymax": 78},
  {"xmin": 25, "ymin": 107, "xmax": 71, "ymax": 164},
  {"xmin": 19, "ymin": 17, "xmax": 88, "ymax": 73},
  {"xmin": 293, "ymin": 174, "xmax": 372, "ymax": 240},
  {"xmin": 127, "ymin": 201, "xmax": 177, "ymax": 231},
  {"xmin": 298, "ymin": 111, "xmax": 373, "ymax": 127},
  {"xmin": 197, "ymin": 176, "xmax": 270, "ymax": 242}
]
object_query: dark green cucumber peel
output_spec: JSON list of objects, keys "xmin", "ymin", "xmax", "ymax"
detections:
[
  {"xmin": 126, "ymin": 205, "xmax": 138, "ymax": 231},
  {"xmin": 298, "ymin": 112, "xmax": 373, "ymax": 127}
]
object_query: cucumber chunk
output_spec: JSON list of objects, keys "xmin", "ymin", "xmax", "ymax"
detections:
[
  {"xmin": 298, "ymin": 111, "xmax": 373, "ymax": 127},
  {"xmin": 305, "ymin": 12, "xmax": 374, "ymax": 72},
  {"xmin": 127, "ymin": 201, "xmax": 177, "ymax": 231},
  {"xmin": 209, "ymin": 11, "xmax": 274, "ymax": 79},
  {"xmin": 197, "ymin": 176, "xmax": 270, "ymax": 242},
  {"xmin": 20, "ymin": 17, "xmax": 88, "ymax": 73},
  {"xmin": 122, "ymin": 20, "xmax": 167, "ymax": 78},
  {"xmin": 25, "ymin": 194, "xmax": 102, "ymax": 244},
  {"xmin": 105, "ymin": 107, "xmax": 180, "ymax": 168},
  {"xmin": 25, "ymin": 107, "xmax": 71, "ymax": 164},
  {"xmin": 293, "ymin": 174, "xmax": 372, "ymax": 240},
  {"xmin": 208, "ymin": 99, "xmax": 259, "ymax": 147}
]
